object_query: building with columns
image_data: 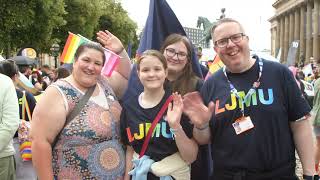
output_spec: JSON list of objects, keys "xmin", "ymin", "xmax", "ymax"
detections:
[{"xmin": 269, "ymin": 0, "xmax": 320, "ymax": 65}]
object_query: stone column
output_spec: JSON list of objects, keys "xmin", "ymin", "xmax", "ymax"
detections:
[
  {"xmin": 276, "ymin": 18, "xmax": 281, "ymax": 57},
  {"xmin": 313, "ymin": 0, "xmax": 319, "ymax": 61},
  {"xmin": 306, "ymin": 1, "xmax": 313, "ymax": 63},
  {"xmin": 294, "ymin": 8, "xmax": 300, "ymax": 63},
  {"xmin": 271, "ymin": 28, "xmax": 276, "ymax": 56},
  {"xmin": 284, "ymin": 14, "xmax": 290, "ymax": 63},
  {"xmin": 300, "ymin": 5, "xmax": 306, "ymax": 64},
  {"xmin": 289, "ymin": 11, "xmax": 295, "ymax": 45},
  {"xmin": 280, "ymin": 16, "xmax": 285, "ymax": 62}
]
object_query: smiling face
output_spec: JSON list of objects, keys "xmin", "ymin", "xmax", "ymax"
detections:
[
  {"xmin": 163, "ymin": 41, "xmax": 189, "ymax": 75},
  {"xmin": 213, "ymin": 22, "xmax": 251, "ymax": 73},
  {"xmin": 137, "ymin": 55, "xmax": 167, "ymax": 91},
  {"xmin": 72, "ymin": 47, "xmax": 104, "ymax": 88}
]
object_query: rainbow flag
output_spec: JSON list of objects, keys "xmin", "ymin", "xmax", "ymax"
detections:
[
  {"xmin": 60, "ymin": 32, "xmax": 120, "ymax": 76},
  {"xmin": 205, "ymin": 54, "xmax": 224, "ymax": 80},
  {"xmin": 60, "ymin": 32, "xmax": 88, "ymax": 64}
]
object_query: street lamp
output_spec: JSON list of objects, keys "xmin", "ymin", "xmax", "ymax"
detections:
[{"xmin": 50, "ymin": 43, "xmax": 60, "ymax": 68}]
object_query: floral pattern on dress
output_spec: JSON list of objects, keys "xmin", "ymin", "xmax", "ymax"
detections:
[
  {"xmin": 58, "ymin": 167, "xmax": 82, "ymax": 180},
  {"xmin": 87, "ymin": 106, "xmax": 112, "ymax": 138},
  {"xmin": 87, "ymin": 140, "xmax": 125, "ymax": 179},
  {"xmin": 52, "ymin": 79, "xmax": 125, "ymax": 180}
]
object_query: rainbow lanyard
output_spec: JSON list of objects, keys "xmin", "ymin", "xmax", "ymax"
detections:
[{"xmin": 222, "ymin": 58, "xmax": 263, "ymax": 116}]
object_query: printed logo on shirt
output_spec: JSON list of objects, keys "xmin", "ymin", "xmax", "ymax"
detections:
[
  {"xmin": 126, "ymin": 121, "xmax": 173, "ymax": 143},
  {"xmin": 215, "ymin": 88, "xmax": 274, "ymax": 115}
]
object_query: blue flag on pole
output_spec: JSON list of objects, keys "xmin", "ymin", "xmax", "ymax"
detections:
[
  {"xmin": 122, "ymin": 0, "xmax": 203, "ymax": 102},
  {"xmin": 127, "ymin": 41, "xmax": 132, "ymax": 58}
]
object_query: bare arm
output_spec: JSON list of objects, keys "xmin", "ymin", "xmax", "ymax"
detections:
[
  {"xmin": 124, "ymin": 145, "xmax": 134, "ymax": 180},
  {"xmin": 114, "ymin": 49, "xmax": 131, "ymax": 80},
  {"xmin": 172, "ymin": 129, "xmax": 198, "ymax": 164},
  {"xmin": 105, "ymin": 71, "xmax": 129, "ymax": 99},
  {"xmin": 30, "ymin": 87, "xmax": 67, "ymax": 180},
  {"xmin": 290, "ymin": 115, "xmax": 315, "ymax": 176},
  {"xmin": 96, "ymin": 30, "xmax": 131, "ymax": 78},
  {"xmin": 34, "ymin": 82, "xmax": 43, "ymax": 91},
  {"xmin": 96, "ymin": 30, "xmax": 131, "ymax": 99},
  {"xmin": 167, "ymin": 93, "xmax": 198, "ymax": 164},
  {"xmin": 193, "ymin": 125, "xmax": 211, "ymax": 145},
  {"xmin": 16, "ymin": 78, "xmax": 40, "ymax": 95},
  {"xmin": 183, "ymin": 92, "xmax": 214, "ymax": 145}
]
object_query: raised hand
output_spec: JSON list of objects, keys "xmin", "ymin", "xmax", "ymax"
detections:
[
  {"xmin": 183, "ymin": 92, "xmax": 215, "ymax": 129},
  {"xmin": 166, "ymin": 93, "xmax": 183, "ymax": 129},
  {"xmin": 96, "ymin": 30, "xmax": 124, "ymax": 54}
]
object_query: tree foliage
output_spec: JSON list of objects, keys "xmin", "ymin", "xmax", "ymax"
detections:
[
  {"xmin": 53, "ymin": 0, "xmax": 102, "ymax": 45},
  {"xmin": 0, "ymin": 0, "xmax": 66, "ymax": 57},
  {"xmin": 94, "ymin": 0, "xmax": 138, "ymax": 57},
  {"xmin": 0, "ymin": 0, "xmax": 138, "ymax": 58}
]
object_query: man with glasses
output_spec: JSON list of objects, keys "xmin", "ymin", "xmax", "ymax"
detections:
[{"xmin": 183, "ymin": 18, "xmax": 315, "ymax": 179}]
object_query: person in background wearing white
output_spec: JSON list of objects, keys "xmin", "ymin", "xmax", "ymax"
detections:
[{"xmin": 0, "ymin": 73, "xmax": 20, "ymax": 180}]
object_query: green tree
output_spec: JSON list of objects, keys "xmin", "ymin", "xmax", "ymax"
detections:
[
  {"xmin": 0, "ymin": 0, "xmax": 66, "ymax": 57},
  {"xmin": 95, "ymin": 0, "xmax": 138, "ymax": 57},
  {"xmin": 0, "ymin": 0, "xmax": 138, "ymax": 58},
  {"xmin": 53, "ymin": 0, "xmax": 103, "ymax": 48}
]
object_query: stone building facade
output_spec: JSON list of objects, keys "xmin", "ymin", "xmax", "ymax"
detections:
[
  {"xmin": 184, "ymin": 27, "xmax": 209, "ymax": 48},
  {"xmin": 269, "ymin": 0, "xmax": 320, "ymax": 64}
]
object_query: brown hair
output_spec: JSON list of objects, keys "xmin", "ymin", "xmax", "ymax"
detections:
[
  {"xmin": 211, "ymin": 18, "xmax": 245, "ymax": 41},
  {"xmin": 160, "ymin": 33, "xmax": 199, "ymax": 95},
  {"xmin": 0, "ymin": 59, "xmax": 19, "ymax": 78},
  {"xmin": 54, "ymin": 67, "xmax": 70, "ymax": 82},
  {"xmin": 136, "ymin": 50, "xmax": 167, "ymax": 71},
  {"xmin": 74, "ymin": 42, "xmax": 106, "ymax": 64}
]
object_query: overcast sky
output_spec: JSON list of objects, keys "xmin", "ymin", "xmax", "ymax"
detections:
[{"xmin": 120, "ymin": 0, "xmax": 276, "ymax": 51}]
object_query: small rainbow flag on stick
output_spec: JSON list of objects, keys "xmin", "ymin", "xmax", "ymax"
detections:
[
  {"xmin": 60, "ymin": 32, "xmax": 89, "ymax": 64},
  {"xmin": 205, "ymin": 54, "xmax": 224, "ymax": 80}
]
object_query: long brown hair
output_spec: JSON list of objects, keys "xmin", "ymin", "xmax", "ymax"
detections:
[{"xmin": 160, "ymin": 34, "xmax": 199, "ymax": 95}]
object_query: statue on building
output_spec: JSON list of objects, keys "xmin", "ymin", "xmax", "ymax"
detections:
[
  {"xmin": 196, "ymin": 8, "xmax": 226, "ymax": 47},
  {"xmin": 219, "ymin": 8, "xmax": 226, "ymax": 20}
]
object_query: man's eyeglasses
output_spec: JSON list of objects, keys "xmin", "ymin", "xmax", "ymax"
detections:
[
  {"xmin": 214, "ymin": 33, "xmax": 246, "ymax": 48},
  {"xmin": 165, "ymin": 48, "xmax": 188, "ymax": 61}
]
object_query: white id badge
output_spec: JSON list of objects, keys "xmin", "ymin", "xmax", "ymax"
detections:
[{"xmin": 232, "ymin": 116, "xmax": 254, "ymax": 135}]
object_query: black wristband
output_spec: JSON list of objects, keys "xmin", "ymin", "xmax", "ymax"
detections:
[{"xmin": 303, "ymin": 174, "xmax": 313, "ymax": 180}]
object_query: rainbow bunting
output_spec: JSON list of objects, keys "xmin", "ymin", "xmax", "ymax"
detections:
[
  {"xmin": 205, "ymin": 54, "xmax": 224, "ymax": 80},
  {"xmin": 60, "ymin": 32, "xmax": 88, "ymax": 64}
]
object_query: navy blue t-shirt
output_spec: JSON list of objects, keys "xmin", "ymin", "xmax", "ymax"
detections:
[
  {"xmin": 120, "ymin": 89, "xmax": 193, "ymax": 162},
  {"xmin": 201, "ymin": 56, "xmax": 310, "ymax": 177}
]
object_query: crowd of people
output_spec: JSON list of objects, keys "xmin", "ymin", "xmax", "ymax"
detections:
[{"xmin": 0, "ymin": 18, "xmax": 318, "ymax": 180}]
